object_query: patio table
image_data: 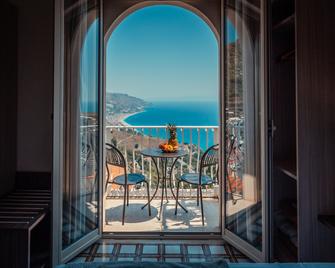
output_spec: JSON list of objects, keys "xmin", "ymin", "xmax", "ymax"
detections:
[{"xmin": 140, "ymin": 147, "xmax": 188, "ymax": 220}]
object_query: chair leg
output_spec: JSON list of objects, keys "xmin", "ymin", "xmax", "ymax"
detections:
[
  {"xmin": 90, "ymin": 180, "xmax": 94, "ymax": 203},
  {"xmin": 122, "ymin": 185, "xmax": 127, "ymax": 225},
  {"xmin": 90, "ymin": 173, "xmax": 98, "ymax": 202},
  {"xmin": 105, "ymin": 208, "xmax": 108, "ymax": 225},
  {"xmin": 165, "ymin": 182, "xmax": 169, "ymax": 202},
  {"xmin": 199, "ymin": 185, "xmax": 204, "ymax": 226},
  {"xmin": 197, "ymin": 187, "xmax": 199, "ymax": 206},
  {"xmin": 105, "ymin": 179, "xmax": 108, "ymax": 192},
  {"xmin": 158, "ymin": 179, "xmax": 165, "ymax": 221},
  {"xmin": 126, "ymin": 185, "xmax": 129, "ymax": 207},
  {"xmin": 105, "ymin": 185, "xmax": 109, "ymax": 225},
  {"xmin": 175, "ymin": 181, "xmax": 180, "ymax": 215},
  {"xmin": 105, "ymin": 180, "xmax": 110, "ymax": 198},
  {"xmin": 146, "ymin": 182, "xmax": 151, "ymax": 216}
]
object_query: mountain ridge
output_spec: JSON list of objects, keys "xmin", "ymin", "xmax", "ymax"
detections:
[{"xmin": 106, "ymin": 92, "xmax": 149, "ymax": 114}]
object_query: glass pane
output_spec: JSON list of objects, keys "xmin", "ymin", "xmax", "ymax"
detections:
[
  {"xmin": 62, "ymin": 0, "xmax": 100, "ymax": 249},
  {"xmin": 224, "ymin": 1, "xmax": 262, "ymax": 250}
]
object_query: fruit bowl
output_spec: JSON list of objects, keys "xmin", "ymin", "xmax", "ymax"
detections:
[{"xmin": 159, "ymin": 143, "xmax": 178, "ymax": 153}]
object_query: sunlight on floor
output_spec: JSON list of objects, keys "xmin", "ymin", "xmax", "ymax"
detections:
[{"xmin": 104, "ymin": 198, "xmax": 220, "ymax": 232}]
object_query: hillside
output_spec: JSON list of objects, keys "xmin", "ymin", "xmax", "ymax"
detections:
[
  {"xmin": 226, "ymin": 41, "xmax": 243, "ymax": 115},
  {"xmin": 106, "ymin": 93, "xmax": 149, "ymax": 114}
]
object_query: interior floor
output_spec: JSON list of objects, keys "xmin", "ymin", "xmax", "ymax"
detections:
[{"xmin": 68, "ymin": 239, "xmax": 253, "ymax": 263}]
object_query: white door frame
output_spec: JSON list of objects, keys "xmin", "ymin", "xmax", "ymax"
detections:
[
  {"xmin": 53, "ymin": 0, "xmax": 269, "ymax": 264},
  {"xmin": 52, "ymin": 0, "xmax": 105, "ymax": 265},
  {"xmin": 52, "ymin": 0, "xmax": 64, "ymax": 264},
  {"xmin": 220, "ymin": 0, "xmax": 270, "ymax": 262}
]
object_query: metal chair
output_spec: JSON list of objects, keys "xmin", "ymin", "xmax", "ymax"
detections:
[
  {"xmin": 81, "ymin": 129, "xmax": 98, "ymax": 202},
  {"xmin": 226, "ymin": 134, "xmax": 243, "ymax": 205},
  {"xmin": 105, "ymin": 143, "xmax": 151, "ymax": 225},
  {"xmin": 174, "ymin": 144, "xmax": 219, "ymax": 226}
]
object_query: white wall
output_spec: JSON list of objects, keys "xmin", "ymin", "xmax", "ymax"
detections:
[{"xmin": 16, "ymin": 0, "xmax": 54, "ymax": 172}]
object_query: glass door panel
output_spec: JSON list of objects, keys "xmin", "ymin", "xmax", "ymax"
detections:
[
  {"xmin": 224, "ymin": 0, "xmax": 265, "ymax": 260},
  {"xmin": 61, "ymin": 0, "xmax": 102, "ymax": 261}
]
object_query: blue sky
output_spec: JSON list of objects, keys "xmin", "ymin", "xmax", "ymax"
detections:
[
  {"xmin": 106, "ymin": 5, "xmax": 236, "ymax": 102},
  {"xmin": 81, "ymin": 19, "xmax": 99, "ymax": 111},
  {"xmin": 81, "ymin": 5, "xmax": 237, "ymax": 105}
]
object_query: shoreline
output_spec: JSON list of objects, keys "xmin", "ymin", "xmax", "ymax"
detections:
[
  {"xmin": 106, "ymin": 111, "xmax": 144, "ymax": 127},
  {"xmin": 120, "ymin": 111, "xmax": 142, "ymax": 126}
]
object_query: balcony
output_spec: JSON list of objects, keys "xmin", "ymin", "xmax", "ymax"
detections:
[{"xmin": 101, "ymin": 124, "xmax": 248, "ymax": 233}]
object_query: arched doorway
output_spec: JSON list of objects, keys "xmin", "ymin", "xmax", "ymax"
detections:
[{"xmin": 103, "ymin": 4, "xmax": 221, "ymax": 234}]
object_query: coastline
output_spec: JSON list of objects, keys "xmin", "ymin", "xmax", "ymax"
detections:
[
  {"xmin": 120, "ymin": 111, "xmax": 140, "ymax": 126},
  {"xmin": 106, "ymin": 111, "xmax": 143, "ymax": 127}
]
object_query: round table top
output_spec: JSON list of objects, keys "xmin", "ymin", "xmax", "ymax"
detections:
[{"xmin": 140, "ymin": 147, "xmax": 188, "ymax": 158}]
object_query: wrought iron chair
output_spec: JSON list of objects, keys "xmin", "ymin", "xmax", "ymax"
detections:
[
  {"xmin": 105, "ymin": 143, "xmax": 151, "ymax": 225},
  {"xmin": 226, "ymin": 134, "xmax": 243, "ymax": 205},
  {"xmin": 174, "ymin": 144, "xmax": 219, "ymax": 226},
  {"xmin": 81, "ymin": 129, "xmax": 98, "ymax": 202}
]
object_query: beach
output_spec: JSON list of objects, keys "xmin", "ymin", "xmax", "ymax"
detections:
[{"xmin": 106, "ymin": 111, "xmax": 142, "ymax": 127}]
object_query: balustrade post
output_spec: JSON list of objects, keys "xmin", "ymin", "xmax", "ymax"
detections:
[
  {"xmin": 181, "ymin": 128, "xmax": 185, "ymax": 197},
  {"xmin": 197, "ymin": 128, "xmax": 200, "ymax": 173}
]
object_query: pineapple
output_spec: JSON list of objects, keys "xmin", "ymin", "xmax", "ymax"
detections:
[{"xmin": 167, "ymin": 123, "xmax": 178, "ymax": 148}]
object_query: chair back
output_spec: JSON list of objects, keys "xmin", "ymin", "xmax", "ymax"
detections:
[
  {"xmin": 201, "ymin": 144, "xmax": 219, "ymax": 167},
  {"xmin": 105, "ymin": 143, "xmax": 128, "ymax": 185},
  {"xmin": 106, "ymin": 143, "xmax": 126, "ymax": 168},
  {"xmin": 81, "ymin": 141, "xmax": 91, "ymax": 167},
  {"xmin": 199, "ymin": 144, "xmax": 219, "ymax": 181},
  {"xmin": 81, "ymin": 129, "xmax": 98, "ymax": 179}
]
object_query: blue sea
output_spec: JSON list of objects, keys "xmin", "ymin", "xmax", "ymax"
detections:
[{"xmin": 125, "ymin": 101, "xmax": 219, "ymax": 150}]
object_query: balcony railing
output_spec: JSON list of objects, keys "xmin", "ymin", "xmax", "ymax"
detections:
[
  {"xmin": 105, "ymin": 125, "xmax": 220, "ymax": 198},
  {"xmin": 80, "ymin": 120, "xmax": 245, "ymax": 201}
]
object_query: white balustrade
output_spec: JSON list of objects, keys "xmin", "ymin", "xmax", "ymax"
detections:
[
  {"xmin": 80, "ymin": 122, "xmax": 244, "ymax": 200},
  {"xmin": 105, "ymin": 125, "xmax": 219, "ymax": 198}
]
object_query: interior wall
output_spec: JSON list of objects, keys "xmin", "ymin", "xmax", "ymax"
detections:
[
  {"xmin": 15, "ymin": 0, "xmax": 54, "ymax": 172},
  {"xmin": 296, "ymin": 0, "xmax": 335, "ymax": 261},
  {"xmin": 0, "ymin": 1, "xmax": 18, "ymax": 196}
]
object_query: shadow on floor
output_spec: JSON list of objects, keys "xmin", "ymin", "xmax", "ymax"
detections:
[
  {"xmin": 104, "ymin": 198, "xmax": 220, "ymax": 232},
  {"xmin": 105, "ymin": 203, "xmax": 158, "ymax": 224}
]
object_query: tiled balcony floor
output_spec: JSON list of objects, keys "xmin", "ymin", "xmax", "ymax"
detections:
[
  {"xmin": 103, "ymin": 195, "xmax": 255, "ymax": 233},
  {"xmin": 104, "ymin": 198, "xmax": 221, "ymax": 233}
]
